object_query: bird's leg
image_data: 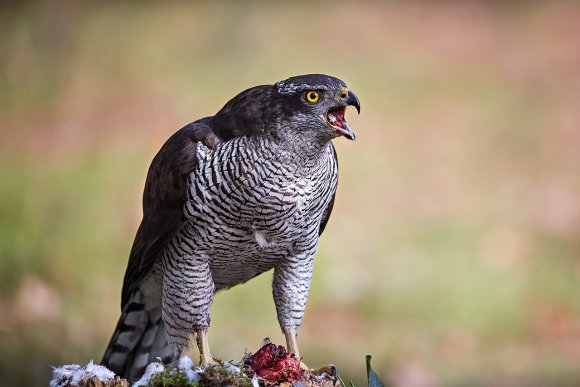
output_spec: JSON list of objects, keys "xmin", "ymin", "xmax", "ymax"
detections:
[
  {"xmin": 195, "ymin": 328, "xmax": 214, "ymax": 365},
  {"xmin": 162, "ymin": 253, "xmax": 215, "ymax": 367},
  {"xmin": 284, "ymin": 327, "xmax": 300, "ymax": 358},
  {"xmin": 273, "ymin": 252, "xmax": 314, "ymax": 368},
  {"xmin": 284, "ymin": 328, "xmax": 310, "ymax": 370}
]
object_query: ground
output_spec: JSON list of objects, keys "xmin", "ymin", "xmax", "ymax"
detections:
[{"xmin": 49, "ymin": 341, "xmax": 351, "ymax": 387}]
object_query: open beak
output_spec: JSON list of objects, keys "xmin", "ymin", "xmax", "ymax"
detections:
[{"xmin": 325, "ymin": 89, "xmax": 360, "ymax": 141}]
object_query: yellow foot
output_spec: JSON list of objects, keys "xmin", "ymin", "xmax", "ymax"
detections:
[
  {"xmin": 200, "ymin": 353, "xmax": 215, "ymax": 366},
  {"xmin": 195, "ymin": 328, "xmax": 215, "ymax": 367},
  {"xmin": 284, "ymin": 328, "xmax": 300, "ymax": 358}
]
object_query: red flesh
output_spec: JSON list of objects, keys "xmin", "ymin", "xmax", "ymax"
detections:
[{"xmin": 245, "ymin": 342, "xmax": 304, "ymax": 382}]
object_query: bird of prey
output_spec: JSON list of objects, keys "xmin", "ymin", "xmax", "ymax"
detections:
[{"xmin": 101, "ymin": 74, "xmax": 360, "ymax": 381}]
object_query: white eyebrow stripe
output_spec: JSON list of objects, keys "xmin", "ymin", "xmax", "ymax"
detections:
[{"xmin": 274, "ymin": 81, "xmax": 332, "ymax": 95}]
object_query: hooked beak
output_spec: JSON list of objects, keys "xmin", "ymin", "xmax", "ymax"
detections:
[
  {"xmin": 325, "ymin": 88, "xmax": 361, "ymax": 141},
  {"xmin": 345, "ymin": 90, "xmax": 361, "ymax": 114}
]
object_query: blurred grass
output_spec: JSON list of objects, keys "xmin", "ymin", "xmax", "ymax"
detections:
[{"xmin": 1, "ymin": 1, "xmax": 580, "ymax": 386}]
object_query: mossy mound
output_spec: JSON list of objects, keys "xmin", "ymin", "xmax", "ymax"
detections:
[{"xmin": 149, "ymin": 362, "xmax": 255, "ymax": 387}]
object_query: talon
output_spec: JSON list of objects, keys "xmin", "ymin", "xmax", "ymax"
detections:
[
  {"xmin": 311, "ymin": 364, "xmax": 335, "ymax": 375},
  {"xmin": 311, "ymin": 364, "xmax": 340, "ymax": 384},
  {"xmin": 331, "ymin": 364, "xmax": 339, "ymax": 381}
]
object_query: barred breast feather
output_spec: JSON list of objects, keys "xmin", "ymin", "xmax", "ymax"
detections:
[{"xmin": 160, "ymin": 135, "xmax": 338, "ymax": 346}]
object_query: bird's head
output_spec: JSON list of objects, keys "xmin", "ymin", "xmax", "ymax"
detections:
[
  {"xmin": 210, "ymin": 74, "xmax": 360, "ymax": 144},
  {"xmin": 272, "ymin": 74, "xmax": 360, "ymax": 142}
]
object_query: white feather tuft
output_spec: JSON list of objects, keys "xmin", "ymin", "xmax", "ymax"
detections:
[
  {"xmin": 251, "ymin": 373, "xmax": 260, "ymax": 387},
  {"xmin": 132, "ymin": 361, "xmax": 164, "ymax": 387},
  {"xmin": 50, "ymin": 360, "xmax": 115, "ymax": 387},
  {"xmin": 222, "ymin": 361, "xmax": 241, "ymax": 374},
  {"xmin": 177, "ymin": 355, "xmax": 202, "ymax": 382}
]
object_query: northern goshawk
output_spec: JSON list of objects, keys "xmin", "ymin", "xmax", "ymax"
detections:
[{"xmin": 101, "ymin": 74, "xmax": 360, "ymax": 381}]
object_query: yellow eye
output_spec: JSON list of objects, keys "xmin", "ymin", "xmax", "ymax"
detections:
[{"xmin": 306, "ymin": 91, "xmax": 320, "ymax": 103}]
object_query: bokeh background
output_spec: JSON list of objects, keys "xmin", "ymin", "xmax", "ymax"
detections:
[{"xmin": 1, "ymin": 1, "xmax": 579, "ymax": 386}]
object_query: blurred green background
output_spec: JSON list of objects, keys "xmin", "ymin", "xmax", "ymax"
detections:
[{"xmin": 1, "ymin": 1, "xmax": 579, "ymax": 386}]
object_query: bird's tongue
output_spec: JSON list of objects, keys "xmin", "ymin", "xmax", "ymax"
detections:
[
  {"xmin": 327, "ymin": 107, "xmax": 346, "ymax": 129},
  {"xmin": 326, "ymin": 106, "xmax": 355, "ymax": 140}
]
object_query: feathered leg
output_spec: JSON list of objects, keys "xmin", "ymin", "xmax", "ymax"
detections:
[
  {"xmin": 273, "ymin": 251, "xmax": 315, "ymax": 358},
  {"xmin": 162, "ymin": 252, "xmax": 216, "ymax": 365}
]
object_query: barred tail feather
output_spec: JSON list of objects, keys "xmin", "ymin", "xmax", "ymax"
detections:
[{"xmin": 101, "ymin": 294, "xmax": 179, "ymax": 382}]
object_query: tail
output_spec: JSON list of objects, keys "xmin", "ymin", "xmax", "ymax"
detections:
[{"xmin": 101, "ymin": 292, "xmax": 179, "ymax": 382}]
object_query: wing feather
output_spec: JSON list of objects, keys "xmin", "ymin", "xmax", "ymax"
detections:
[{"xmin": 121, "ymin": 120, "xmax": 221, "ymax": 308}]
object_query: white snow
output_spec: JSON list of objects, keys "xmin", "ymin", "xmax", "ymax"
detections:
[
  {"xmin": 50, "ymin": 360, "xmax": 115, "ymax": 387},
  {"xmin": 132, "ymin": 361, "xmax": 164, "ymax": 387}
]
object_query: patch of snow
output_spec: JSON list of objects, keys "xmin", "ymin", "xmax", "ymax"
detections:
[
  {"xmin": 50, "ymin": 360, "xmax": 115, "ymax": 387},
  {"xmin": 132, "ymin": 361, "xmax": 164, "ymax": 387}
]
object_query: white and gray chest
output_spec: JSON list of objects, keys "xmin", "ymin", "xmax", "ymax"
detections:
[
  {"xmin": 186, "ymin": 141, "xmax": 334, "ymax": 232},
  {"xmin": 177, "ymin": 139, "xmax": 337, "ymax": 287}
]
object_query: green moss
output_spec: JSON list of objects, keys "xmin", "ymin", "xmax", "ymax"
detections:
[
  {"xmin": 148, "ymin": 363, "xmax": 253, "ymax": 387},
  {"xmin": 150, "ymin": 369, "xmax": 198, "ymax": 387},
  {"xmin": 198, "ymin": 364, "xmax": 253, "ymax": 387}
]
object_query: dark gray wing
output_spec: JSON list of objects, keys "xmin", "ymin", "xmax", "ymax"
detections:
[
  {"xmin": 318, "ymin": 143, "xmax": 338, "ymax": 236},
  {"xmin": 120, "ymin": 120, "xmax": 222, "ymax": 308},
  {"xmin": 120, "ymin": 86, "xmax": 272, "ymax": 308},
  {"xmin": 209, "ymin": 85, "xmax": 270, "ymax": 140}
]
